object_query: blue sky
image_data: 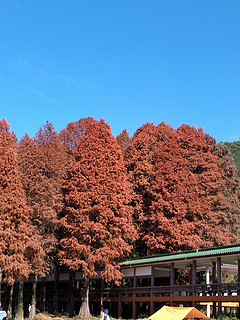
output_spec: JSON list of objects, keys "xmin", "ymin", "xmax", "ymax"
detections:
[{"xmin": 1, "ymin": 1, "xmax": 240, "ymax": 142}]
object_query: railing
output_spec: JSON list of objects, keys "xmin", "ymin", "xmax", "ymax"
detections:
[
  {"xmin": 89, "ymin": 283, "xmax": 240, "ymax": 300},
  {"xmin": 39, "ymin": 282, "xmax": 240, "ymax": 302}
]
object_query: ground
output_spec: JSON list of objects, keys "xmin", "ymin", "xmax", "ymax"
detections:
[
  {"xmin": 33, "ymin": 312, "xmax": 147, "ymax": 320},
  {"xmin": 33, "ymin": 313, "xmax": 99, "ymax": 320}
]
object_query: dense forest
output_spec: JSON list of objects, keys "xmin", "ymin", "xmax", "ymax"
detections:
[
  {"xmin": 224, "ymin": 140, "xmax": 240, "ymax": 177},
  {"xmin": 1, "ymin": 117, "xmax": 240, "ymax": 319}
]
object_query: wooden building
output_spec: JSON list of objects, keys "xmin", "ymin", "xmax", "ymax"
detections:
[
  {"xmin": 3, "ymin": 244, "xmax": 240, "ymax": 319},
  {"xmin": 117, "ymin": 244, "xmax": 240, "ymax": 318}
]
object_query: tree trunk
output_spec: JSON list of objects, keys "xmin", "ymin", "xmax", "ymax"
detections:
[
  {"xmin": 39, "ymin": 278, "xmax": 46, "ymax": 312},
  {"xmin": 7, "ymin": 285, "xmax": 14, "ymax": 320},
  {"xmin": 29, "ymin": 274, "xmax": 37, "ymax": 320},
  {"xmin": 53, "ymin": 268, "xmax": 59, "ymax": 314},
  {"xmin": 15, "ymin": 282, "xmax": 24, "ymax": 320},
  {"xmin": 79, "ymin": 277, "xmax": 90, "ymax": 318},
  {"xmin": 67, "ymin": 271, "xmax": 75, "ymax": 317}
]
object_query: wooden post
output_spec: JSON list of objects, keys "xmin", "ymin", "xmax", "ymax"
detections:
[
  {"xmin": 67, "ymin": 271, "xmax": 75, "ymax": 317},
  {"xmin": 170, "ymin": 263, "xmax": 174, "ymax": 286},
  {"xmin": 132, "ymin": 268, "xmax": 137, "ymax": 319},
  {"xmin": 118, "ymin": 300, "xmax": 121, "ymax": 319},
  {"xmin": 100, "ymin": 278, "xmax": 104, "ymax": 316},
  {"xmin": 150, "ymin": 266, "xmax": 155, "ymax": 315},
  {"xmin": 238, "ymin": 260, "xmax": 240, "ymax": 295},
  {"xmin": 212, "ymin": 262, "xmax": 217, "ymax": 317},
  {"xmin": 53, "ymin": 268, "xmax": 59, "ymax": 314},
  {"xmin": 206, "ymin": 267, "xmax": 211, "ymax": 318},
  {"xmin": 217, "ymin": 257, "xmax": 222, "ymax": 316},
  {"xmin": 118, "ymin": 280, "xmax": 122, "ymax": 319},
  {"xmin": 192, "ymin": 260, "xmax": 196, "ymax": 285},
  {"xmin": 212, "ymin": 262, "xmax": 217, "ymax": 282},
  {"xmin": 170, "ymin": 263, "xmax": 174, "ymax": 306},
  {"xmin": 189, "ymin": 267, "xmax": 192, "ymax": 284},
  {"xmin": 191, "ymin": 260, "xmax": 196, "ymax": 307},
  {"xmin": 40, "ymin": 277, "xmax": 46, "ymax": 314}
]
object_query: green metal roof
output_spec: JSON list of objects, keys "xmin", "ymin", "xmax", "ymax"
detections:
[{"xmin": 119, "ymin": 243, "xmax": 240, "ymax": 267}]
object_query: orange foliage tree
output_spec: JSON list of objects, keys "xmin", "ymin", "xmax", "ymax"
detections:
[
  {"xmin": 59, "ymin": 118, "xmax": 136, "ymax": 318},
  {"xmin": 18, "ymin": 122, "xmax": 67, "ymax": 316},
  {"xmin": 124, "ymin": 122, "xmax": 174, "ymax": 255},
  {"xmin": 0, "ymin": 119, "xmax": 45, "ymax": 318},
  {"xmin": 59, "ymin": 117, "xmax": 92, "ymax": 155},
  {"xmin": 142, "ymin": 125, "xmax": 236, "ymax": 253},
  {"xmin": 116, "ymin": 129, "xmax": 131, "ymax": 156}
]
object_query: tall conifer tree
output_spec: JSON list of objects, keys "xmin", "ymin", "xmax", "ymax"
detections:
[
  {"xmin": 116, "ymin": 129, "xmax": 131, "ymax": 156},
  {"xmin": 0, "ymin": 118, "xmax": 44, "ymax": 318},
  {"xmin": 59, "ymin": 118, "xmax": 136, "ymax": 317},
  {"xmin": 142, "ymin": 125, "xmax": 236, "ymax": 253},
  {"xmin": 124, "ymin": 122, "xmax": 174, "ymax": 255},
  {"xmin": 59, "ymin": 117, "xmax": 92, "ymax": 155},
  {"xmin": 18, "ymin": 122, "xmax": 67, "ymax": 317}
]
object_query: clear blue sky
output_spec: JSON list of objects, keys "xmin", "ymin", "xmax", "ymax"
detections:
[{"xmin": 1, "ymin": 1, "xmax": 240, "ymax": 142}]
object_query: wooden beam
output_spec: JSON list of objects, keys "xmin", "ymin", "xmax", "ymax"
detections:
[{"xmin": 104, "ymin": 295, "xmax": 240, "ymax": 303}]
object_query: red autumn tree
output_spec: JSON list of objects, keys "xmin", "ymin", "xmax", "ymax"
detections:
[
  {"xmin": 142, "ymin": 124, "xmax": 236, "ymax": 253},
  {"xmin": 18, "ymin": 123, "xmax": 66, "ymax": 261},
  {"xmin": 124, "ymin": 122, "xmax": 174, "ymax": 255},
  {"xmin": 116, "ymin": 129, "xmax": 131, "ymax": 156},
  {"xmin": 58, "ymin": 118, "xmax": 136, "ymax": 318},
  {"xmin": 59, "ymin": 117, "xmax": 92, "ymax": 155},
  {"xmin": 0, "ymin": 118, "xmax": 45, "ymax": 318},
  {"xmin": 18, "ymin": 122, "xmax": 67, "ymax": 317}
]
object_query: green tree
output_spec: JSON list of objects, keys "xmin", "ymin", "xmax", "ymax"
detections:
[
  {"xmin": 207, "ymin": 137, "xmax": 240, "ymax": 239},
  {"xmin": 224, "ymin": 140, "xmax": 240, "ymax": 177}
]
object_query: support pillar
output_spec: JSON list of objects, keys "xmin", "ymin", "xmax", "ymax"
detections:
[
  {"xmin": 238, "ymin": 260, "xmax": 240, "ymax": 282},
  {"xmin": 217, "ymin": 257, "xmax": 222, "ymax": 316},
  {"xmin": 170, "ymin": 263, "xmax": 174, "ymax": 306},
  {"xmin": 191, "ymin": 260, "xmax": 196, "ymax": 307},
  {"xmin": 118, "ymin": 299, "xmax": 121, "ymax": 319},
  {"xmin": 212, "ymin": 262, "xmax": 217, "ymax": 282},
  {"xmin": 170, "ymin": 263, "xmax": 174, "ymax": 286},
  {"xmin": 132, "ymin": 268, "xmax": 137, "ymax": 319},
  {"xmin": 192, "ymin": 260, "xmax": 196, "ymax": 285},
  {"xmin": 150, "ymin": 266, "xmax": 155, "ymax": 315},
  {"xmin": 206, "ymin": 267, "xmax": 211, "ymax": 318},
  {"xmin": 189, "ymin": 268, "xmax": 192, "ymax": 284},
  {"xmin": 118, "ymin": 280, "xmax": 122, "ymax": 320},
  {"xmin": 100, "ymin": 278, "xmax": 104, "ymax": 315},
  {"xmin": 238, "ymin": 260, "xmax": 240, "ymax": 295},
  {"xmin": 212, "ymin": 262, "xmax": 217, "ymax": 317}
]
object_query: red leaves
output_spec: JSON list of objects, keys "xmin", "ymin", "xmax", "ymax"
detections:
[
  {"xmin": 18, "ymin": 122, "xmax": 67, "ymax": 274},
  {"xmin": 59, "ymin": 118, "xmax": 136, "ymax": 283},
  {"xmin": 0, "ymin": 116, "xmax": 239, "ymax": 285},
  {"xmin": 0, "ymin": 118, "xmax": 43, "ymax": 284},
  {"xmin": 126, "ymin": 122, "xmax": 238, "ymax": 255}
]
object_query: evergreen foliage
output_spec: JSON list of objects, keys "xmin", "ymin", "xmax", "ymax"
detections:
[{"xmin": 224, "ymin": 140, "xmax": 240, "ymax": 177}]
